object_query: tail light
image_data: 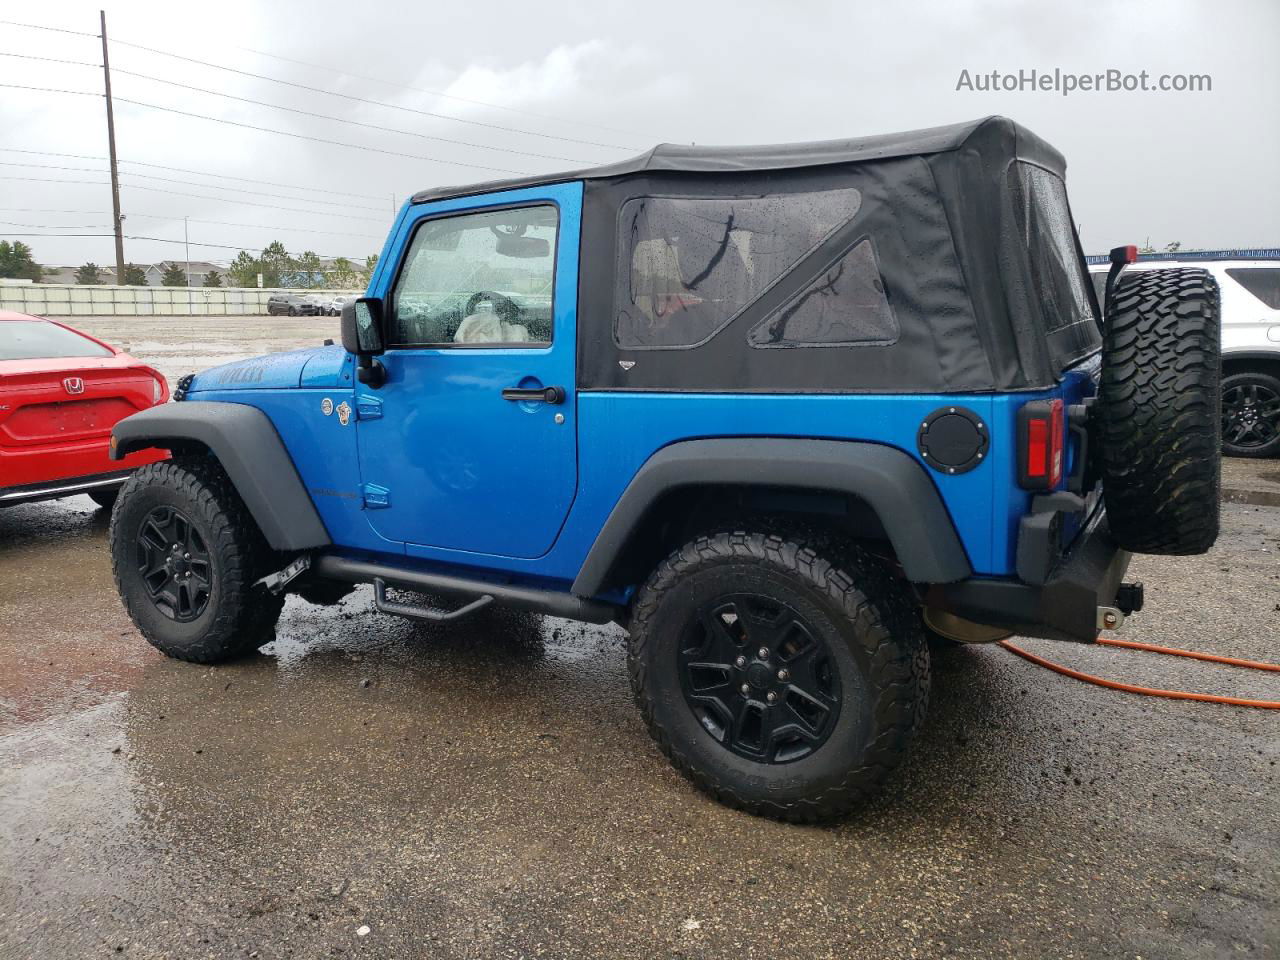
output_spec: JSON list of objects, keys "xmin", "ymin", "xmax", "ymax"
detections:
[
  {"xmin": 152, "ymin": 375, "xmax": 167, "ymax": 405},
  {"xmin": 1018, "ymin": 398, "xmax": 1063, "ymax": 489}
]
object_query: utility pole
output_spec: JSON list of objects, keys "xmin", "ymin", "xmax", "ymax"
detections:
[
  {"xmin": 184, "ymin": 216, "xmax": 191, "ymax": 287},
  {"xmin": 100, "ymin": 10, "xmax": 125, "ymax": 284}
]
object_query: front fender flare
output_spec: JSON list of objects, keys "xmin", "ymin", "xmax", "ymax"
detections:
[
  {"xmin": 111, "ymin": 401, "xmax": 330, "ymax": 551},
  {"xmin": 571, "ymin": 438, "xmax": 972, "ymax": 596}
]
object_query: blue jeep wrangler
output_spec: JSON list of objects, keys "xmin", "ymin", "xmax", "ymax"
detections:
[{"xmin": 107, "ymin": 117, "xmax": 1221, "ymax": 821}]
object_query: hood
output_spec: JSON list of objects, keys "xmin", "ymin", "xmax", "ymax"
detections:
[{"xmin": 186, "ymin": 345, "xmax": 353, "ymax": 393}]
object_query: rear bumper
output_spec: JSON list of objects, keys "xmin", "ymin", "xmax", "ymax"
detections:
[
  {"xmin": 934, "ymin": 507, "xmax": 1131, "ymax": 642},
  {"xmin": 1, "ymin": 437, "xmax": 164, "ymax": 489},
  {"xmin": 0, "ymin": 468, "xmax": 134, "ymax": 507}
]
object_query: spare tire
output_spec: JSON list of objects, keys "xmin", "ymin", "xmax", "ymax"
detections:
[{"xmin": 1097, "ymin": 267, "xmax": 1221, "ymax": 555}]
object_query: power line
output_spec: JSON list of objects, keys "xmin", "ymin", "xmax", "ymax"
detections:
[
  {"xmin": 0, "ymin": 219, "xmax": 111, "ymax": 229},
  {"xmin": 132, "ymin": 214, "xmax": 384, "ymax": 241},
  {"xmin": 0, "ymin": 174, "xmax": 391, "ymax": 222},
  {"xmin": 0, "ymin": 174, "xmax": 104, "ymax": 186},
  {"xmin": 119, "ymin": 182, "xmax": 392, "ymax": 222},
  {"xmin": 0, "ymin": 147, "xmax": 392, "ymax": 202},
  {"xmin": 0, "ymin": 51, "xmax": 96, "ymax": 68},
  {"xmin": 0, "ymin": 82, "xmax": 98, "ymax": 98},
  {"xmin": 0, "ymin": 52, "xmax": 599, "ymax": 164},
  {"xmin": 0, "ymin": 207, "xmax": 115, "ymax": 215},
  {"xmin": 109, "ymin": 66, "xmax": 596, "ymax": 165},
  {"xmin": 0, "ymin": 161, "xmax": 386, "ymax": 212},
  {"xmin": 111, "ymin": 96, "xmax": 527, "ymax": 175},
  {"xmin": 0, "ymin": 18, "xmax": 98, "ymax": 38},
  {"xmin": 1, "ymin": 168, "xmax": 386, "ymax": 217},
  {"xmin": 0, "ymin": 18, "xmax": 655, "ymax": 145},
  {"xmin": 109, "ymin": 37, "xmax": 641, "ymax": 152},
  {"xmin": 0, "ymin": 160, "xmax": 103, "ymax": 175},
  {"xmin": 0, "ymin": 206, "xmax": 384, "ymax": 240},
  {"xmin": 120, "ymin": 159, "xmax": 387, "ymax": 204},
  {"xmin": 0, "ymin": 83, "xmax": 527, "ymax": 175},
  {"xmin": 235, "ymin": 43, "xmax": 659, "ymax": 143}
]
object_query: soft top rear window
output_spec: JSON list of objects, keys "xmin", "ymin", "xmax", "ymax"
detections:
[
  {"xmin": 0, "ymin": 320, "xmax": 114, "ymax": 361},
  {"xmin": 1006, "ymin": 161, "xmax": 1100, "ymax": 375},
  {"xmin": 1010, "ymin": 163, "xmax": 1096, "ymax": 334}
]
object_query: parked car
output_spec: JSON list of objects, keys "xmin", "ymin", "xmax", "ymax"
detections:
[
  {"xmin": 303, "ymin": 295, "xmax": 331, "ymax": 316},
  {"xmin": 325, "ymin": 295, "xmax": 352, "ymax": 317},
  {"xmin": 0, "ymin": 311, "xmax": 168, "ymax": 508},
  {"xmin": 109, "ymin": 116, "xmax": 1220, "ymax": 821},
  {"xmin": 266, "ymin": 294, "xmax": 313, "ymax": 317},
  {"xmin": 1090, "ymin": 257, "xmax": 1280, "ymax": 457}
]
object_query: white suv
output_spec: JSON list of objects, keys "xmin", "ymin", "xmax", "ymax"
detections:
[{"xmin": 1090, "ymin": 258, "xmax": 1280, "ymax": 458}]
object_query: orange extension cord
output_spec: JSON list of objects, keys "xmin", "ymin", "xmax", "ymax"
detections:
[{"xmin": 999, "ymin": 635, "xmax": 1280, "ymax": 709}]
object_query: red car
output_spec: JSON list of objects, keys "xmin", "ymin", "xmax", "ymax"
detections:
[{"xmin": 0, "ymin": 311, "xmax": 168, "ymax": 508}]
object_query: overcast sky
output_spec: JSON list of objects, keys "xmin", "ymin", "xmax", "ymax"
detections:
[{"xmin": 2, "ymin": 0, "xmax": 1276, "ymax": 271}]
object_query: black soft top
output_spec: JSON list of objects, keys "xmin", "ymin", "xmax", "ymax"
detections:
[
  {"xmin": 407, "ymin": 116, "xmax": 1098, "ymax": 395},
  {"xmin": 411, "ymin": 116, "xmax": 1065, "ymax": 205}
]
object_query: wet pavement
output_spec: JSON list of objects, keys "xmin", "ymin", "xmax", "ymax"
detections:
[
  {"xmin": 2, "ymin": 317, "xmax": 1278, "ymax": 958},
  {"xmin": 1, "ymin": 496, "xmax": 1277, "ymax": 959}
]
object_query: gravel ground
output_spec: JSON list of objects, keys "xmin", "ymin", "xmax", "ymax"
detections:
[{"xmin": 0, "ymin": 316, "xmax": 1276, "ymax": 959}]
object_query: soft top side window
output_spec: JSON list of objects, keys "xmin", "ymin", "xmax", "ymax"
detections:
[
  {"xmin": 748, "ymin": 237, "xmax": 899, "ymax": 348},
  {"xmin": 389, "ymin": 204, "xmax": 558, "ymax": 347},
  {"xmin": 614, "ymin": 188, "xmax": 863, "ymax": 350}
]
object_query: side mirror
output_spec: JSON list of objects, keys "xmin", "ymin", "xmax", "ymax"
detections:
[
  {"xmin": 340, "ymin": 297, "xmax": 387, "ymax": 388},
  {"xmin": 340, "ymin": 297, "xmax": 385, "ymax": 355}
]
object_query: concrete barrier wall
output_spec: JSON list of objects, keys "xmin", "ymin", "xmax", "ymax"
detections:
[{"xmin": 0, "ymin": 284, "xmax": 362, "ymax": 316}]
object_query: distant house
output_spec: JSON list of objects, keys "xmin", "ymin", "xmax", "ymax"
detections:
[
  {"xmin": 141, "ymin": 261, "xmax": 223, "ymax": 287},
  {"xmin": 43, "ymin": 265, "xmax": 117, "ymax": 284}
]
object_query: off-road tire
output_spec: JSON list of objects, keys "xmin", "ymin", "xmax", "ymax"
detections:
[
  {"xmin": 1221, "ymin": 370, "xmax": 1280, "ymax": 459},
  {"xmin": 1097, "ymin": 268, "xmax": 1221, "ymax": 555},
  {"xmin": 88, "ymin": 487, "xmax": 119, "ymax": 509},
  {"xmin": 628, "ymin": 529, "xmax": 929, "ymax": 822},
  {"xmin": 110, "ymin": 458, "xmax": 285, "ymax": 663}
]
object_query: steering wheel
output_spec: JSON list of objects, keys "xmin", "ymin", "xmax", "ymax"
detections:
[{"xmin": 464, "ymin": 290, "xmax": 520, "ymax": 323}]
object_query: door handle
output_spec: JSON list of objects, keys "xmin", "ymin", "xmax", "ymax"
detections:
[{"xmin": 502, "ymin": 385, "xmax": 565, "ymax": 404}]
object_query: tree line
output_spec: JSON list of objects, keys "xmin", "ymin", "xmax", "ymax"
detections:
[
  {"xmin": 0, "ymin": 240, "xmax": 377, "ymax": 289},
  {"xmin": 227, "ymin": 242, "xmax": 376, "ymax": 289}
]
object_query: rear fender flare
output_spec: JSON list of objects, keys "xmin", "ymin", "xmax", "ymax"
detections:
[
  {"xmin": 111, "ymin": 401, "xmax": 330, "ymax": 551},
  {"xmin": 571, "ymin": 438, "xmax": 972, "ymax": 597}
]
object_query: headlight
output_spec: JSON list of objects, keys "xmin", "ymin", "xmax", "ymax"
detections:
[{"xmin": 153, "ymin": 376, "xmax": 165, "ymax": 404}]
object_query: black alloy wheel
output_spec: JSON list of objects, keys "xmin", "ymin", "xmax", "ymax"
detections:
[
  {"xmin": 678, "ymin": 593, "xmax": 841, "ymax": 764},
  {"xmin": 1222, "ymin": 374, "xmax": 1280, "ymax": 457},
  {"xmin": 136, "ymin": 505, "xmax": 212, "ymax": 622},
  {"xmin": 628, "ymin": 529, "xmax": 930, "ymax": 821}
]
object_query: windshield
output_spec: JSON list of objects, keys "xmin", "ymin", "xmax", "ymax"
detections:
[{"xmin": 0, "ymin": 320, "xmax": 114, "ymax": 361}]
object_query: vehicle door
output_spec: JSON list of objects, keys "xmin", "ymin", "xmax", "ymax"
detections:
[{"xmin": 354, "ymin": 183, "xmax": 581, "ymax": 560}]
